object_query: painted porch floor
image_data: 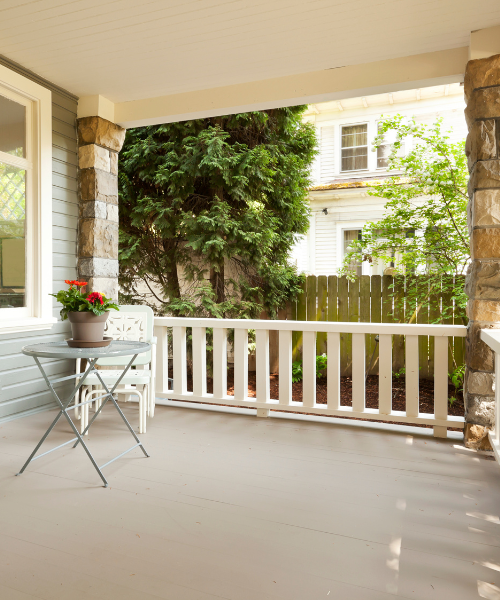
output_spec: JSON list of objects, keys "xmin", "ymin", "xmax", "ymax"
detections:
[{"xmin": 0, "ymin": 405, "xmax": 499, "ymax": 600}]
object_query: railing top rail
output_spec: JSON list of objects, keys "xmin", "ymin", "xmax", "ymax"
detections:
[
  {"xmin": 481, "ymin": 329, "xmax": 500, "ymax": 353},
  {"xmin": 154, "ymin": 317, "xmax": 467, "ymax": 337}
]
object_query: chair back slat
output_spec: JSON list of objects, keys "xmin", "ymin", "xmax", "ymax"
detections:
[{"xmin": 99, "ymin": 305, "xmax": 154, "ymax": 366}]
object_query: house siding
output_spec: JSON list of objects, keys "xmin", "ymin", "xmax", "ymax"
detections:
[
  {"xmin": 0, "ymin": 86, "xmax": 78, "ymax": 421},
  {"xmin": 296, "ymin": 85, "xmax": 468, "ymax": 276}
]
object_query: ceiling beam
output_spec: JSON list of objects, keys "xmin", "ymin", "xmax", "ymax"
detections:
[{"xmin": 113, "ymin": 46, "xmax": 467, "ymax": 128}]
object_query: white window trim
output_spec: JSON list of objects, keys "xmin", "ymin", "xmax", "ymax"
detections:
[
  {"xmin": 0, "ymin": 64, "xmax": 54, "ymax": 334},
  {"xmin": 336, "ymin": 221, "xmax": 370, "ymax": 275}
]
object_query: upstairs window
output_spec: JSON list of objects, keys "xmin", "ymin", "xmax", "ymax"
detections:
[{"xmin": 341, "ymin": 124, "xmax": 368, "ymax": 172}]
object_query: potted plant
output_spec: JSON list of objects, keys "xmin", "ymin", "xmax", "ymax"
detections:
[{"xmin": 51, "ymin": 280, "xmax": 119, "ymax": 345}]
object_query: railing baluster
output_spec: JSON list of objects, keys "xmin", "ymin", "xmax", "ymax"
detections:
[
  {"xmin": 213, "ymin": 327, "xmax": 227, "ymax": 399},
  {"xmin": 303, "ymin": 331, "xmax": 316, "ymax": 408},
  {"xmin": 279, "ymin": 329, "xmax": 292, "ymax": 405},
  {"xmin": 155, "ymin": 325, "xmax": 170, "ymax": 393},
  {"xmin": 327, "ymin": 332, "xmax": 340, "ymax": 409},
  {"xmin": 256, "ymin": 329, "xmax": 270, "ymax": 416},
  {"xmin": 234, "ymin": 328, "xmax": 248, "ymax": 402},
  {"xmin": 352, "ymin": 333, "xmax": 365, "ymax": 412},
  {"xmin": 378, "ymin": 334, "xmax": 392, "ymax": 415},
  {"xmin": 192, "ymin": 327, "xmax": 207, "ymax": 397},
  {"xmin": 406, "ymin": 334, "xmax": 419, "ymax": 418},
  {"xmin": 433, "ymin": 336, "xmax": 448, "ymax": 438},
  {"xmin": 173, "ymin": 326, "xmax": 187, "ymax": 395}
]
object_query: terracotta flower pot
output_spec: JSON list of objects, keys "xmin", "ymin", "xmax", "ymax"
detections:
[{"xmin": 68, "ymin": 311, "xmax": 109, "ymax": 342}]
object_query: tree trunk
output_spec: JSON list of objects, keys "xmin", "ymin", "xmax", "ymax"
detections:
[{"xmin": 210, "ymin": 263, "xmax": 225, "ymax": 304}]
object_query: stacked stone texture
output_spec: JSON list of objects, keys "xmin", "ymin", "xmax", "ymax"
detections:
[
  {"xmin": 464, "ymin": 54, "xmax": 500, "ymax": 448},
  {"xmin": 77, "ymin": 117, "xmax": 126, "ymax": 302}
]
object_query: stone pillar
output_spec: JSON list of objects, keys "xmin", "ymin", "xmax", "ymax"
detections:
[
  {"xmin": 464, "ymin": 54, "xmax": 500, "ymax": 449},
  {"xmin": 77, "ymin": 117, "xmax": 126, "ymax": 302}
]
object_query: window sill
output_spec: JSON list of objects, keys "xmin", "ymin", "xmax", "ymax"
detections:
[{"xmin": 0, "ymin": 317, "xmax": 57, "ymax": 335}]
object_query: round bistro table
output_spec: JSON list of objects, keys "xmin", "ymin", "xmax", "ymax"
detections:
[{"xmin": 17, "ymin": 340, "xmax": 151, "ymax": 487}]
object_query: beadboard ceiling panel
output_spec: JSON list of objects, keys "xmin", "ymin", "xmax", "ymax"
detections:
[{"xmin": 0, "ymin": 0, "xmax": 499, "ymax": 102}]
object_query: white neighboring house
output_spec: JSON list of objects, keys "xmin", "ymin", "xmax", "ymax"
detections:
[{"xmin": 291, "ymin": 83, "xmax": 467, "ymax": 276}]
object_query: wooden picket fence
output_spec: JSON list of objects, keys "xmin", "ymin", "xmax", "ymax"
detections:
[{"xmin": 289, "ymin": 274, "xmax": 466, "ymax": 378}]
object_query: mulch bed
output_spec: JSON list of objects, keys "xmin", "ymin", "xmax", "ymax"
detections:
[{"xmin": 178, "ymin": 368, "xmax": 464, "ymax": 432}]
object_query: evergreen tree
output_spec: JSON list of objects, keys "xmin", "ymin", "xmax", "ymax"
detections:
[{"xmin": 118, "ymin": 107, "xmax": 316, "ymax": 318}]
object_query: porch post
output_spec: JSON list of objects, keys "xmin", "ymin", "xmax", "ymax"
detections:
[
  {"xmin": 76, "ymin": 117, "xmax": 126, "ymax": 302},
  {"xmin": 464, "ymin": 54, "xmax": 500, "ymax": 449}
]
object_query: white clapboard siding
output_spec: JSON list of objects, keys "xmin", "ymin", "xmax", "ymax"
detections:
[
  {"xmin": 319, "ymin": 125, "xmax": 335, "ymax": 184},
  {"xmin": 0, "ymin": 77, "xmax": 78, "ymax": 421}
]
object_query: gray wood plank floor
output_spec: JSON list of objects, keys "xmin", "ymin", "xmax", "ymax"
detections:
[{"xmin": 0, "ymin": 404, "xmax": 499, "ymax": 600}]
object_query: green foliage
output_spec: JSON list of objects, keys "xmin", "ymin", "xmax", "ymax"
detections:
[
  {"xmin": 291, "ymin": 354, "xmax": 327, "ymax": 383},
  {"xmin": 118, "ymin": 108, "xmax": 316, "ymax": 318},
  {"xmin": 51, "ymin": 282, "xmax": 119, "ymax": 321},
  {"xmin": 339, "ymin": 115, "xmax": 468, "ymax": 324},
  {"xmin": 449, "ymin": 364, "xmax": 465, "ymax": 405}
]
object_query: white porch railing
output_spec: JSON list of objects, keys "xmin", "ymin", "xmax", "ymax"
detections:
[
  {"xmin": 154, "ymin": 318, "xmax": 466, "ymax": 437},
  {"xmin": 480, "ymin": 330, "xmax": 500, "ymax": 461}
]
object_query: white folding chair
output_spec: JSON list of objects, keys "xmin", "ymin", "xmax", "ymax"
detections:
[{"xmin": 76, "ymin": 305, "xmax": 156, "ymax": 434}]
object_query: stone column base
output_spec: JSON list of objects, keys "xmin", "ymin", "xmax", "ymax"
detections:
[{"xmin": 464, "ymin": 423, "xmax": 493, "ymax": 450}]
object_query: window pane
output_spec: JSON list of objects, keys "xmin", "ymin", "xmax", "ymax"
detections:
[
  {"xmin": 343, "ymin": 230, "xmax": 362, "ymax": 277},
  {"xmin": 377, "ymin": 144, "xmax": 391, "ymax": 168},
  {"xmin": 341, "ymin": 124, "xmax": 367, "ymax": 148},
  {"xmin": 0, "ymin": 162, "xmax": 26, "ymax": 308},
  {"xmin": 0, "ymin": 95, "xmax": 26, "ymax": 158},
  {"xmin": 341, "ymin": 147, "xmax": 368, "ymax": 171}
]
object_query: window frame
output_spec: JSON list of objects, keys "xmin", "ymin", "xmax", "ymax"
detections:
[
  {"xmin": 0, "ymin": 64, "xmax": 54, "ymax": 334},
  {"xmin": 336, "ymin": 221, "xmax": 370, "ymax": 275},
  {"xmin": 340, "ymin": 122, "xmax": 369, "ymax": 173}
]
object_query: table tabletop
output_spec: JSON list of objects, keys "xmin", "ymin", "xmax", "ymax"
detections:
[{"xmin": 22, "ymin": 340, "xmax": 151, "ymax": 360}]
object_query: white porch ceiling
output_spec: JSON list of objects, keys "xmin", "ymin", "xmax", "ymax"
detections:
[{"xmin": 0, "ymin": 0, "xmax": 499, "ymax": 103}]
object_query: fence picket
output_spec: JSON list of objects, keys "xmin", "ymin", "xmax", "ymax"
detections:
[
  {"xmin": 360, "ymin": 275, "xmax": 372, "ymax": 371},
  {"xmin": 371, "ymin": 275, "xmax": 382, "ymax": 377},
  {"xmin": 338, "ymin": 277, "xmax": 349, "ymax": 375},
  {"xmin": 417, "ymin": 277, "xmax": 430, "ymax": 379},
  {"xmin": 293, "ymin": 279, "xmax": 307, "ymax": 361},
  {"xmin": 327, "ymin": 276, "xmax": 338, "ymax": 322},
  {"xmin": 393, "ymin": 276, "xmax": 405, "ymax": 372},
  {"xmin": 317, "ymin": 275, "xmax": 328, "ymax": 355}
]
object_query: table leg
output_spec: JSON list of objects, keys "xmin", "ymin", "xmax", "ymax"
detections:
[
  {"xmin": 17, "ymin": 353, "xmax": 149, "ymax": 487},
  {"xmin": 75, "ymin": 355, "xmax": 149, "ymax": 458}
]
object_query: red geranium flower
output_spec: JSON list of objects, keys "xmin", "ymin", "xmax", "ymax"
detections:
[
  {"xmin": 65, "ymin": 279, "xmax": 87, "ymax": 288},
  {"xmin": 87, "ymin": 291, "xmax": 104, "ymax": 305}
]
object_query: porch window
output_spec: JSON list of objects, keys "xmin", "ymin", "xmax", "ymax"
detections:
[
  {"xmin": 0, "ymin": 65, "xmax": 53, "ymax": 333},
  {"xmin": 0, "ymin": 94, "xmax": 27, "ymax": 310},
  {"xmin": 341, "ymin": 124, "xmax": 368, "ymax": 171}
]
